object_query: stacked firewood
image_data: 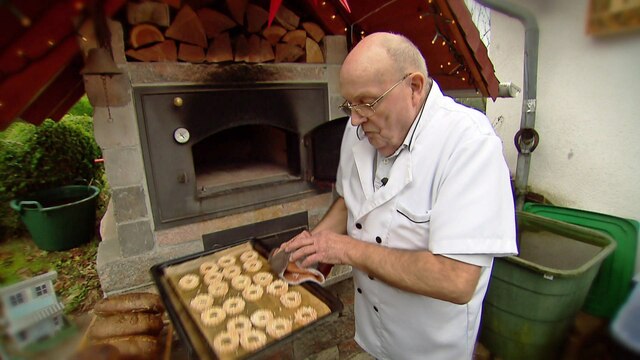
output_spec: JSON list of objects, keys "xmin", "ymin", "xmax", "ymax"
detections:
[{"xmin": 124, "ymin": 0, "xmax": 326, "ymax": 64}]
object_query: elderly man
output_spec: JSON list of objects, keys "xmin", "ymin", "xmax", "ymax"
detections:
[{"xmin": 283, "ymin": 32, "xmax": 517, "ymax": 359}]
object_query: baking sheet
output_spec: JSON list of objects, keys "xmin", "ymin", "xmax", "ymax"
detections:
[{"xmin": 151, "ymin": 240, "xmax": 342, "ymax": 360}]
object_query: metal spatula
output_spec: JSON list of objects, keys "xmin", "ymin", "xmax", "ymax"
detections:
[{"xmin": 268, "ymin": 249, "xmax": 290, "ymax": 275}]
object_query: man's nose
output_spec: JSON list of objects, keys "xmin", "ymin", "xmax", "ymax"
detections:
[{"xmin": 350, "ymin": 110, "xmax": 367, "ymax": 126}]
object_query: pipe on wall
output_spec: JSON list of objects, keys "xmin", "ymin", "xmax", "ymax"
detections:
[{"xmin": 476, "ymin": 0, "xmax": 539, "ymax": 211}]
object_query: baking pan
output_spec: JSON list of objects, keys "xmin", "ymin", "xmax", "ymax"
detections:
[{"xmin": 150, "ymin": 238, "xmax": 343, "ymax": 360}]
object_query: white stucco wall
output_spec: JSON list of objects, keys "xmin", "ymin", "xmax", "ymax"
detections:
[
  {"xmin": 485, "ymin": 1, "xmax": 640, "ymax": 217},
  {"xmin": 484, "ymin": 0, "xmax": 640, "ymax": 271}
]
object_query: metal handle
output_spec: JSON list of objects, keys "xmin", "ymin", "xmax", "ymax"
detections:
[
  {"xmin": 514, "ymin": 128, "xmax": 539, "ymax": 154},
  {"xmin": 173, "ymin": 97, "xmax": 183, "ymax": 107},
  {"xmin": 15, "ymin": 200, "xmax": 43, "ymax": 212}
]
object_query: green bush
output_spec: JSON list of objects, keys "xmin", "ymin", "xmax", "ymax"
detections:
[{"xmin": 0, "ymin": 115, "xmax": 104, "ymax": 239}]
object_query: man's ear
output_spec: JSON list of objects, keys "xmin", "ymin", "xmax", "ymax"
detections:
[{"xmin": 409, "ymin": 73, "xmax": 426, "ymax": 104}]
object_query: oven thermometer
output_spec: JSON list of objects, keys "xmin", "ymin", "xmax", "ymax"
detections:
[{"xmin": 173, "ymin": 127, "xmax": 190, "ymax": 144}]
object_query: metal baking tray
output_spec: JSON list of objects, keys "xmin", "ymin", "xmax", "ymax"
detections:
[{"xmin": 150, "ymin": 238, "xmax": 343, "ymax": 360}]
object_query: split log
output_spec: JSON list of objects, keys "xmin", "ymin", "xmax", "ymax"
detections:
[
  {"xmin": 275, "ymin": 43, "xmax": 304, "ymax": 63},
  {"xmin": 197, "ymin": 8, "xmax": 237, "ymax": 38},
  {"xmin": 282, "ymin": 29, "xmax": 306, "ymax": 48},
  {"xmin": 275, "ymin": 5, "xmax": 300, "ymax": 30},
  {"xmin": 226, "ymin": 0, "xmax": 248, "ymax": 25},
  {"xmin": 246, "ymin": 4, "xmax": 268, "ymax": 33},
  {"xmin": 127, "ymin": 2, "xmax": 170, "ymax": 27},
  {"xmin": 234, "ymin": 34, "xmax": 250, "ymax": 62},
  {"xmin": 263, "ymin": 25, "xmax": 287, "ymax": 46},
  {"xmin": 259, "ymin": 38, "xmax": 275, "ymax": 62},
  {"xmin": 165, "ymin": 5, "xmax": 207, "ymax": 48},
  {"xmin": 129, "ymin": 24, "xmax": 165, "ymax": 49},
  {"xmin": 305, "ymin": 37, "xmax": 324, "ymax": 63},
  {"xmin": 126, "ymin": 40, "xmax": 177, "ymax": 62},
  {"xmin": 206, "ymin": 33, "xmax": 233, "ymax": 63},
  {"xmin": 178, "ymin": 43, "xmax": 206, "ymax": 63},
  {"xmin": 246, "ymin": 35, "xmax": 262, "ymax": 63},
  {"xmin": 302, "ymin": 22, "xmax": 325, "ymax": 43}
]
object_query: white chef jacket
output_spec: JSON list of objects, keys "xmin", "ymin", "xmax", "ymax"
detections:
[{"xmin": 335, "ymin": 82, "xmax": 517, "ymax": 359}]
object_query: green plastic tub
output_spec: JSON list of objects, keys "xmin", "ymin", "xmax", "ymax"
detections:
[
  {"xmin": 523, "ymin": 202, "xmax": 638, "ymax": 319},
  {"xmin": 10, "ymin": 185, "xmax": 100, "ymax": 251},
  {"xmin": 480, "ymin": 212, "xmax": 616, "ymax": 360}
]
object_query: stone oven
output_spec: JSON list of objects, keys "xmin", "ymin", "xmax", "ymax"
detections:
[{"xmin": 83, "ymin": 18, "xmax": 349, "ymax": 294}]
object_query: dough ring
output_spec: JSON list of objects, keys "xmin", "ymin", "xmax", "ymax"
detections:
[
  {"xmin": 280, "ymin": 290, "xmax": 302, "ymax": 309},
  {"xmin": 266, "ymin": 317, "xmax": 292, "ymax": 339},
  {"xmin": 240, "ymin": 329, "xmax": 267, "ymax": 352},
  {"xmin": 294, "ymin": 306, "xmax": 318, "ymax": 326},
  {"xmin": 242, "ymin": 284, "xmax": 264, "ymax": 302},
  {"xmin": 266, "ymin": 279, "xmax": 288, "ymax": 296},
  {"xmin": 199, "ymin": 261, "xmax": 219, "ymax": 275},
  {"xmin": 222, "ymin": 296, "xmax": 246, "ymax": 315},
  {"xmin": 240, "ymin": 250, "xmax": 259, "ymax": 263},
  {"xmin": 190, "ymin": 293, "xmax": 214, "ymax": 312},
  {"xmin": 242, "ymin": 259, "xmax": 263, "ymax": 273},
  {"xmin": 201, "ymin": 306, "xmax": 226, "ymax": 326},
  {"xmin": 250, "ymin": 309, "xmax": 274, "ymax": 328},
  {"xmin": 252, "ymin": 272, "xmax": 273, "ymax": 287},
  {"xmin": 222, "ymin": 265, "xmax": 242, "ymax": 280},
  {"xmin": 226, "ymin": 315, "xmax": 252, "ymax": 334},
  {"xmin": 213, "ymin": 331, "xmax": 239, "ymax": 355},
  {"xmin": 217, "ymin": 255, "xmax": 237, "ymax": 268},
  {"xmin": 178, "ymin": 274, "xmax": 200, "ymax": 291},
  {"xmin": 203, "ymin": 271, "xmax": 224, "ymax": 285},
  {"xmin": 231, "ymin": 274, "xmax": 252, "ymax": 290},
  {"xmin": 208, "ymin": 281, "xmax": 229, "ymax": 298}
]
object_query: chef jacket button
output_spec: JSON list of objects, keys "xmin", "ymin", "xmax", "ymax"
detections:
[
  {"xmin": 375, "ymin": 236, "xmax": 382, "ymax": 244},
  {"xmin": 355, "ymin": 223, "xmax": 362, "ymax": 229},
  {"xmin": 368, "ymin": 275, "xmax": 374, "ymax": 280},
  {"xmin": 373, "ymin": 306, "xmax": 379, "ymax": 312},
  {"xmin": 357, "ymin": 287, "xmax": 362, "ymax": 294}
]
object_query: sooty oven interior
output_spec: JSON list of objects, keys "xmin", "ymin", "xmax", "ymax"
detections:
[{"xmin": 135, "ymin": 82, "xmax": 346, "ymax": 229}]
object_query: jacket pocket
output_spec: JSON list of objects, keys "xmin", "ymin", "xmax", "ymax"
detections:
[{"xmin": 396, "ymin": 203, "xmax": 431, "ymax": 223}]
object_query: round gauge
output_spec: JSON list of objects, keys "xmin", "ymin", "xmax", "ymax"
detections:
[{"xmin": 173, "ymin": 127, "xmax": 190, "ymax": 144}]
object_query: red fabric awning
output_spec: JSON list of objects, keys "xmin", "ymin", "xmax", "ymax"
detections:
[{"xmin": 0, "ymin": 0, "xmax": 498, "ymax": 131}]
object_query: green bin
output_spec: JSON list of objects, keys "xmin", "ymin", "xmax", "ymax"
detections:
[
  {"xmin": 10, "ymin": 185, "xmax": 100, "ymax": 251},
  {"xmin": 480, "ymin": 212, "xmax": 616, "ymax": 360}
]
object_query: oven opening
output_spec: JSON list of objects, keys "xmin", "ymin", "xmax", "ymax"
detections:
[{"xmin": 193, "ymin": 124, "xmax": 301, "ymax": 197}]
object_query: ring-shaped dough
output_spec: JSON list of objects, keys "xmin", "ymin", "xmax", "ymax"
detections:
[
  {"xmin": 213, "ymin": 331, "xmax": 239, "ymax": 355},
  {"xmin": 242, "ymin": 259, "xmax": 263, "ymax": 273},
  {"xmin": 222, "ymin": 296, "xmax": 246, "ymax": 315},
  {"xmin": 240, "ymin": 250, "xmax": 259, "ymax": 263},
  {"xmin": 231, "ymin": 274, "xmax": 252, "ymax": 290},
  {"xmin": 240, "ymin": 329, "xmax": 267, "ymax": 352},
  {"xmin": 280, "ymin": 290, "xmax": 302, "ymax": 309},
  {"xmin": 222, "ymin": 265, "xmax": 242, "ymax": 280},
  {"xmin": 199, "ymin": 261, "xmax": 219, "ymax": 275},
  {"xmin": 250, "ymin": 309, "xmax": 274, "ymax": 328},
  {"xmin": 208, "ymin": 281, "xmax": 229, "ymax": 298},
  {"xmin": 217, "ymin": 255, "xmax": 236, "ymax": 268},
  {"xmin": 266, "ymin": 279, "xmax": 288, "ymax": 296},
  {"xmin": 203, "ymin": 271, "xmax": 224, "ymax": 285},
  {"xmin": 252, "ymin": 272, "xmax": 273, "ymax": 287},
  {"xmin": 266, "ymin": 317, "xmax": 293, "ymax": 339},
  {"xmin": 242, "ymin": 284, "xmax": 264, "ymax": 302},
  {"xmin": 201, "ymin": 306, "xmax": 226, "ymax": 326},
  {"xmin": 178, "ymin": 274, "xmax": 200, "ymax": 291},
  {"xmin": 190, "ymin": 293, "xmax": 214, "ymax": 312},
  {"xmin": 294, "ymin": 306, "xmax": 318, "ymax": 326},
  {"xmin": 226, "ymin": 315, "xmax": 252, "ymax": 334}
]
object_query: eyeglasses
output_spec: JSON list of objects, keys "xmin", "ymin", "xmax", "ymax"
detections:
[{"xmin": 339, "ymin": 73, "xmax": 412, "ymax": 118}]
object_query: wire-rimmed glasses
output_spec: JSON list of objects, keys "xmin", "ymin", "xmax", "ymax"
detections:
[{"xmin": 339, "ymin": 73, "xmax": 412, "ymax": 118}]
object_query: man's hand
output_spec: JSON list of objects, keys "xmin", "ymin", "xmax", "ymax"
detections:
[{"xmin": 282, "ymin": 230, "xmax": 348, "ymax": 268}]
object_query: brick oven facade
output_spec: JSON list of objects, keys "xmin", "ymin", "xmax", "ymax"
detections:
[{"xmin": 83, "ymin": 20, "xmax": 348, "ymax": 294}]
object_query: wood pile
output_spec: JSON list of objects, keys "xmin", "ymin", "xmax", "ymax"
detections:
[{"xmin": 124, "ymin": 0, "xmax": 327, "ymax": 64}]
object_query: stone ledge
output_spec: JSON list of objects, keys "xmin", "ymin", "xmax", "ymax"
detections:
[{"xmin": 97, "ymin": 239, "xmax": 203, "ymax": 294}]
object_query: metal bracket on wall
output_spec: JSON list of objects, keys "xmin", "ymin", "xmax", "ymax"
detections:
[{"xmin": 514, "ymin": 128, "xmax": 540, "ymax": 154}]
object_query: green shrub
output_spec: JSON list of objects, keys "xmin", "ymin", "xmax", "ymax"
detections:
[{"xmin": 0, "ymin": 115, "xmax": 104, "ymax": 239}]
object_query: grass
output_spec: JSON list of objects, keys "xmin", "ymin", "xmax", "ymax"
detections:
[{"xmin": 0, "ymin": 236, "xmax": 102, "ymax": 316}]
